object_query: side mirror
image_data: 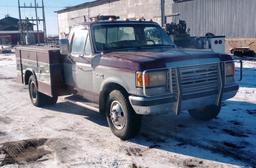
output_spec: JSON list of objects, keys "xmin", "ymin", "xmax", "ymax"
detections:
[
  {"xmin": 59, "ymin": 39, "xmax": 69, "ymax": 55},
  {"xmin": 91, "ymin": 53, "xmax": 102, "ymax": 68}
]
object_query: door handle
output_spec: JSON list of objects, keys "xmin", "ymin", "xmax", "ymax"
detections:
[
  {"xmin": 77, "ymin": 66, "xmax": 92, "ymax": 72},
  {"xmin": 95, "ymin": 73, "xmax": 104, "ymax": 79},
  {"xmin": 78, "ymin": 66, "xmax": 85, "ymax": 71}
]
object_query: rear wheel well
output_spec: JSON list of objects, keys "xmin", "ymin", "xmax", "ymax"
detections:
[
  {"xmin": 99, "ymin": 83, "xmax": 128, "ymax": 115},
  {"xmin": 25, "ymin": 71, "xmax": 33, "ymax": 85}
]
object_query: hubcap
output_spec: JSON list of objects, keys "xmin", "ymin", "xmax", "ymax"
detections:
[{"xmin": 109, "ymin": 100, "xmax": 126, "ymax": 130}]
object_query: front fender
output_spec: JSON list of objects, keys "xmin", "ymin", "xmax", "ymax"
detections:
[{"xmin": 99, "ymin": 77, "xmax": 130, "ymax": 93}]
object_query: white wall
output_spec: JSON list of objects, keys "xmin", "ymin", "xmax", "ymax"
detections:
[{"xmin": 58, "ymin": 0, "xmax": 174, "ymax": 35}]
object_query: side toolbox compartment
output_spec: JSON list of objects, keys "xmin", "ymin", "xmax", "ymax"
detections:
[
  {"xmin": 46, "ymin": 48, "xmax": 66, "ymax": 97},
  {"xmin": 16, "ymin": 46, "xmax": 67, "ymax": 97}
]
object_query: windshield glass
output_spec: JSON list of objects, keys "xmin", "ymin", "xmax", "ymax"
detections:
[{"xmin": 92, "ymin": 23, "xmax": 175, "ymax": 52}]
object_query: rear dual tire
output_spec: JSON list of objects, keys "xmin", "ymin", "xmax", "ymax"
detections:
[{"xmin": 28, "ymin": 76, "xmax": 58, "ymax": 107}]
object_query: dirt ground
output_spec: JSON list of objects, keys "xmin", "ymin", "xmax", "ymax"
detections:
[{"xmin": 0, "ymin": 53, "xmax": 255, "ymax": 168}]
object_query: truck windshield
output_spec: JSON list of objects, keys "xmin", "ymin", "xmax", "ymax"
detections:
[{"xmin": 92, "ymin": 23, "xmax": 175, "ymax": 52}]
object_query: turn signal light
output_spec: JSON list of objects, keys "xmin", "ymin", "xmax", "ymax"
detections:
[
  {"xmin": 225, "ymin": 62, "xmax": 235, "ymax": 76},
  {"xmin": 136, "ymin": 72, "xmax": 150, "ymax": 87},
  {"xmin": 136, "ymin": 71, "xmax": 167, "ymax": 88}
]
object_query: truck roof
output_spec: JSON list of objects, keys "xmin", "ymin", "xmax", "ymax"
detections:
[{"xmin": 73, "ymin": 20, "xmax": 159, "ymax": 28}]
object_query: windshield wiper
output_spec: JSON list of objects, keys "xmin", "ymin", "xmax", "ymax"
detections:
[
  {"xmin": 99, "ymin": 44, "xmax": 175, "ymax": 53},
  {"xmin": 101, "ymin": 46, "xmax": 142, "ymax": 53},
  {"xmin": 138, "ymin": 44, "xmax": 175, "ymax": 48}
]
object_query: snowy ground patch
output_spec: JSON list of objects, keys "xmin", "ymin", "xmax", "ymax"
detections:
[{"xmin": 0, "ymin": 53, "xmax": 255, "ymax": 168}]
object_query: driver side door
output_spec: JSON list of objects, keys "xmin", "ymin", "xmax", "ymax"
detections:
[{"xmin": 70, "ymin": 28, "xmax": 94, "ymax": 100}]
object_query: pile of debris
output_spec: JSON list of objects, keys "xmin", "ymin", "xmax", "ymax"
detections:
[{"xmin": 0, "ymin": 138, "xmax": 50, "ymax": 166}]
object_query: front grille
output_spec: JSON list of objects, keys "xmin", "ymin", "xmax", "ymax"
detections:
[{"xmin": 171, "ymin": 63, "xmax": 219, "ymax": 97}]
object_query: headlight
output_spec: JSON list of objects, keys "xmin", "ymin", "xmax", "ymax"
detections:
[
  {"xmin": 136, "ymin": 70, "xmax": 167, "ymax": 88},
  {"xmin": 225, "ymin": 62, "xmax": 235, "ymax": 76}
]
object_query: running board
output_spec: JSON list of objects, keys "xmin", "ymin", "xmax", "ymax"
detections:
[{"xmin": 64, "ymin": 95, "xmax": 99, "ymax": 112}]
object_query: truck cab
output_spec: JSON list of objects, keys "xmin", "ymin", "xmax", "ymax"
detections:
[{"xmin": 16, "ymin": 17, "xmax": 239, "ymax": 140}]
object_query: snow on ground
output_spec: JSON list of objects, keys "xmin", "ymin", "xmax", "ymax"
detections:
[{"xmin": 0, "ymin": 53, "xmax": 255, "ymax": 168}]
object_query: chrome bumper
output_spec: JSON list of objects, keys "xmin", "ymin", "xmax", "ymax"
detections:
[{"xmin": 129, "ymin": 85, "xmax": 239, "ymax": 115}]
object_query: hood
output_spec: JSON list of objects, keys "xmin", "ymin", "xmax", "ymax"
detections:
[{"xmin": 100, "ymin": 48, "xmax": 232, "ymax": 71}]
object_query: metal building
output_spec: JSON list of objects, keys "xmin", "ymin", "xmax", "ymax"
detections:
[
  {"xmin": 57, "ymin": 0, "xmax": 256, "ymax": 37},
  {"xmin": 173, "ymin": 0, "xmax": 256, "ymax": 38},
  {"xmin": 172, "ymin": 0, "xmax": 256, "ymax": 52},
  {"xmin": 56, "ymin": 0, "xmax": 256, "ymax": 51},
  {"xmin": 0, "ymin": 15, "xmax": 44, "ymax": 45}
]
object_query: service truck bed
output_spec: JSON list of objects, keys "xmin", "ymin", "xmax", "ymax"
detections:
[{"xmin": 16, "ymin": 46, "xmax": 67, "ymax": 97}]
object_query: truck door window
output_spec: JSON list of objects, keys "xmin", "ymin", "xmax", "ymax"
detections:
[
  {"xmin": 71, "ymin": 29, "xmax": 88, "ymax": 56},
  {"xmin": 84, "ymin": 35, "xmax": 92, "ymax": 55}
]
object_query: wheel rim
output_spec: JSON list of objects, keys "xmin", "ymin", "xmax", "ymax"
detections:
[
  {"xmin": 29, "ymin": 81, "xmax": 37, "ymax": 102},
  {"xmin": 109, "ymin": 100, "xmax": 126, "ymax": 130}
]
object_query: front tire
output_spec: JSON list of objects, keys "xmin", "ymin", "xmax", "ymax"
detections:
[
  {"xmin": 28, "ymin": 76, "xmax": 58, "ymax": 107},
  {"xmin": 188, "ymin": 105, "xmax": 220, "ymax": 121},
  {"xmin": 106, "ymin": 90, "xmax": 141, "ymax": 140}
]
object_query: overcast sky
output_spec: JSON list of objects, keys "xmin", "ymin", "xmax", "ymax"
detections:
[{"xmin": 0, "ymin": 0, "xmax": 92, "ymax": 36}]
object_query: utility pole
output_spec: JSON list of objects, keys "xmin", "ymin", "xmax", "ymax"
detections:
[
  {"xmin": 161, "ymin": 0, "xmax": 166, "ymax": 27},
  {"xmin": 18, "ymin": 0, "xmax": 47, "ymax": 44},
  {"xmin": 34, "ymin": 0, "xmax": 40, "ymax": 44},
  {"xmin": 18, "ymin": 0, "xmax": 24, "ymax": 44},
  {"xmin": 42, "ymin": 0, "xmax": 47, "ymax": 43}
]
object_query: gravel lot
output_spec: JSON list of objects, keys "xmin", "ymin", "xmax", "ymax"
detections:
[{"xmin": 0, "ymin": 53, "xmax": 255, "ymax": 168}]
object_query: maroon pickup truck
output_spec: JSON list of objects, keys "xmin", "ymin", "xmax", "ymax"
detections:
[{"xmin": 16, "ymin": 18, "xmax": 239, "ymax": 140}]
